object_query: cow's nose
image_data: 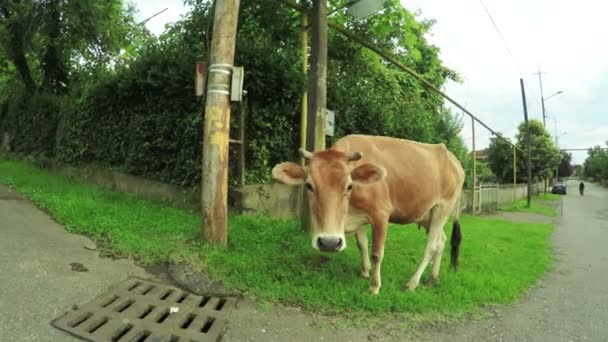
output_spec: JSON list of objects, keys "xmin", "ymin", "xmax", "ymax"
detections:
[{"xmin": 317, "ymin": 236, "xmax": 343, "ymax": 252}]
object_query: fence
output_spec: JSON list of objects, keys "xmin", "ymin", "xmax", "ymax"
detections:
[{"xmin": 461, "ymin": 182, "xmax": 544, "ymax": 214}]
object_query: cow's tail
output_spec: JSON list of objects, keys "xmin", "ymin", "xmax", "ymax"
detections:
[{"xmin": 450, "ymin": 194, "xmax": 462, "ymax": 271}]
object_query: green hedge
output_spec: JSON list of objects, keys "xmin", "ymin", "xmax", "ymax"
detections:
[{"xmin": 1, "ymin": 0, "xmax": 468, "ymax": 189}]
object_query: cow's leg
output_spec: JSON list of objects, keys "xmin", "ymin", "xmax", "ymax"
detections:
[
  {"xmin": 355, "ymin": 227, "xmax": 371, "ymax": 278},
  {"xmin": 427, "ymin": 229, "xmax": 447, "ymax": 286},
  {"xmin": 404, "ymin": 205, "xmax": 450, "ymax": 291},
  {"xmin": 369, "ymin": 219, "xmax": 388, "ymax": 295}
]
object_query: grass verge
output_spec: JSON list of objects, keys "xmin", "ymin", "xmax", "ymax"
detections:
[
  {"xmin": 499, "ymin": 193, "xmax": 560, "ymax": 217},
  {"xmin": 0, "ymin": 158, "xmax": 553, "ymax": 319}
]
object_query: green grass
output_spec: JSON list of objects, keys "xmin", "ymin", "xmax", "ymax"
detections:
[
  {"xmin": 499, "ymin": 193, "xmax": 560, "ymax": 217},
  {"xmin": 0, "ymin": 159, "xmax": 203, "ymax": 266},
  {"xmin": 0, "ymin": 158, "xmax": 554, "ymax": 320}
]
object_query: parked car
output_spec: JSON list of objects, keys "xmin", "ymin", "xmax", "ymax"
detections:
[{"xmin": 551, "ymin": 182, "xmax": 567, "ymax": 195}]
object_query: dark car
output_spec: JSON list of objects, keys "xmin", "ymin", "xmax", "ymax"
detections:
[{"xmin": 551, "ymin": 182, "xmax": 567, "ymax": 195}]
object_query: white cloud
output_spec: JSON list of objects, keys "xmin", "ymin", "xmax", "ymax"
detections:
[{"xmin": 406, "ymin": 0, "xmax": 608, "ymax": 164}]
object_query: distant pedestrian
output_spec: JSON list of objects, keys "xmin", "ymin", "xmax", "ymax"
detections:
[{"xmin": 579, "ymin": 182, "xmax": 585, "ymax": 196}]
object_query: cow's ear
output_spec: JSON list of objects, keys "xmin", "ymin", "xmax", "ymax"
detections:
[
  {"xmin": 351, "ymin": 163, "xmax": 386, "ymax": 185},
  {"xmin": 272, "ymin": 162, "xmax": 306, "ymax": 185}
]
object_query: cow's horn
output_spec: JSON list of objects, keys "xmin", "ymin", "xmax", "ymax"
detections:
[
  {"xmin": 347, "ymin": 152, "xmax": 362, "ymax": 161},
  {"xmin": 299, "ymin": 148, "xmax": 313, "ymax": 159}
]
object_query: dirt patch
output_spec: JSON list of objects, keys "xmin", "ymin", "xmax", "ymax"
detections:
[
  {"xmin": 69, "ymin": 262, "xmax": 88, "ymax": 272},
  {"xmin": 487, "ymin": 210, "xmax": 555, "ymax": 224}
]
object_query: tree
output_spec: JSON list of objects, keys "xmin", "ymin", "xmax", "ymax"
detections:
[
  {"xmin": 573, "ymin": 164, "xmax": 583, "ymax": 178},
  {"xmin": 515, "ymin": 119, "xmax": 561, "ymax": 182},
  {"xmin": 486, "ymin": 135, "xmax": 515, "ymax": 183},
  {"xmin": 0, "ymin": 0, "xmax": 139, "ymax": 94},
  {"xmin": 476, "ymin": 161, "xmax": 497, "ymax": 183},
  {"xmin": 2, "ymin": 0, "xmax": 471, "ymax": 188},
  {"xmin": 557, "ymin": 151, "xmax": 573, "ymax": 179},
  {"xmin": 584, "ymin": 143, "xmax": 608, "ymax": 181}
]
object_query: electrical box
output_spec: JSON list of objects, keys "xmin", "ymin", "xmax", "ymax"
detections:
[{"xmin": 231, "ymin": 66, "xmax": 245, "ymax": 102}]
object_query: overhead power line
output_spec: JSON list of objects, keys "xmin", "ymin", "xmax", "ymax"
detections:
[
  {"xmin": 280, "ymin": 0, "xmax": 524, "ymax": 153},
  {"xmin": 478, "ymin": 0, "xmax": 522, "ymax": 77}
]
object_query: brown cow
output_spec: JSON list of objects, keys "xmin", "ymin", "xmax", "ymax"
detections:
[{"xmin": 272, "ymin": 134, "xmax": 465, "ymax": 294}]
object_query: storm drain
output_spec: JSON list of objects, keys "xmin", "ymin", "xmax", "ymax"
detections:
[{"xmin": 52, "ymin": 277, "xmax": 237, "ymax": 342}]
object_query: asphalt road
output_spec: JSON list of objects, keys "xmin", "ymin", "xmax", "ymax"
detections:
[
  {"xmin": 0, "ymin": 184, "xmax": 154, "ymax": 341},
  {"xmin": 423, "ymin": 180, "xmax": 608, "ymax": 342},
  {"xmin": 2, "ymin": 180, "xmax": 607, "ymax": 342}
]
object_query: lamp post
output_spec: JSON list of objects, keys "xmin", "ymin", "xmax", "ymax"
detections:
[
  {"xmin": 541, "ymin": 89, "xmax": 564, "ymax": 190},
  {"xmin": 542, "ymin": 90, "xmax": 563, "ymax": 127}
]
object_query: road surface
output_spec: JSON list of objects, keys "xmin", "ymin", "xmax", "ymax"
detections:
[
  {"xmin": 423, "ymin": 180, "xmax": 608, "ymax": 342},
  {"xmin": 2, "ymin": 180, "xmax": 607, "ymax": 341},
  {"xmin": 0, "ymin": 184, "xmax": 155, "ymax": 341}
]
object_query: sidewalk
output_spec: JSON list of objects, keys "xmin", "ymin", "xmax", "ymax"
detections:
[{"xmin": 0, "ymin": 184, "xmax": 157, "ymax": 341}]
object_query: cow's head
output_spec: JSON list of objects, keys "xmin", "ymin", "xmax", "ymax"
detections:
[{"xmin": 272, "ymin": 148, "xmax": 386, "ymax": 252}]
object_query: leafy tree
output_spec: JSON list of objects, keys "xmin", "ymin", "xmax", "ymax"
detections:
[
  {"xmin": 476, "ymin": 161, "xmax": 497, "ymax": 183},
  {"xmin": 584, "ymin": 143, "xmax": 608, "ymax": 181},
  {"xmin": 486, "ymin": 135, "xmax": 515, "ymax": 183},
  {"xmin": 515, "ymin": 119, "xmax": 561, "ymax": 182},
  {"xmin": 0, "ymin": 0, "xmax": 139, "ymax": 94},
  {"xmin": 573, "ymin": 164, "xmax": 583, "ymax": 177},
  {"xmin": 557, "ymin": 151, "xmax": 573, "ymax": 179},
  {"xmin": 2, "ymin": 0, "xmax": 471, "ymax": 188}
]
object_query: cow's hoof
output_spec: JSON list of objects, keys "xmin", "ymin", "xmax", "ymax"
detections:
[
  {"xmin": 360, "ymin": 269, "xmax": 370, "ymax": 278},
  {"xmin": 424, "ymin": 277, "xmax": 438, "ymax": 287},
  {"xmin": 402, "ymin": 282, "xmax": 418, "ymax": 292},
  {"xmin": 369, "ymin": 286, "xmax": 380, "ymax": 295}
]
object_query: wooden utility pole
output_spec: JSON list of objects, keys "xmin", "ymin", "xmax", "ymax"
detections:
[
  {"xmin": 471, "ymin": 118, "xmax": 476, "ymax": 215},
  {"xmin": 512, "ymin": 145, "xmax": 517, "ymax": 201},
  {"xmin": 299, "ymin": 12, "xmax": 309, "ymax": 166},
  {"xmin": 201, "ymin": 0, "xmax": 241, "ymax": 247},
  {"xmin": 534, "ymin": 67, "xmax": 547, "ymax": 127},
  {"xmin": 520, "ymin": 78, "xmax": 532, "ymax": 209},
  {"xmin": 306, "ymin": 0, "xmax": 328, "ymax": 151},
  {"xmin": 301, "ymin": 0, "xmax": 328, "ymax": 232}
]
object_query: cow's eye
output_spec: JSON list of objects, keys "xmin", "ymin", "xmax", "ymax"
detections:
[
  {"xmin": 347, "ymin": 184, "xmax": 353, "ymax": 191},
  {"xmin": 306, "ymin": 183, "xmax": 314, "ymax": 192}
]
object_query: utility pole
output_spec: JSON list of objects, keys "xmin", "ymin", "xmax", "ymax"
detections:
[
  {"xmin": 301, "ymin": 0, "xmax": 328, "ymax": 232},
  {"xmin": 534, "ymin": 67, "xmax": 547, "ymax": 127},
  {"xmin": 520, "ymin": 78, "xmax": 532, "ymax": 208},
  {"xmin": 512, "ymin": 145, "xmax": 516, "ymax": 202},
  {"xmin": 201, "ymin": 0, "xmax": 241, "ymax": 247},
  {"xmin": 306, "ymin": 0, "xmax": 328, "ymax": 151},
  {"xmin": 471, "ymin": 118, "xmax": 477, "ymax": 215},
  {"xmin": 299, "ymin": 10, "xmax": 309, "ymax": 166}
]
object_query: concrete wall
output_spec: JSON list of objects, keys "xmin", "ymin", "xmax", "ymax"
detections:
[
  {"xmin": 4, "ymin": 154, "xmax": 302, "ymax": 218},
  {"xmin": 32, "ymin": 157, "xmax": 201, "ymax": 210}
]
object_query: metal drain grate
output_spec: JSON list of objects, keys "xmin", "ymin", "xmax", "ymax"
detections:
[{"xmin": 52, "ymin": 277, "xmax": 237, "ymax": 342}]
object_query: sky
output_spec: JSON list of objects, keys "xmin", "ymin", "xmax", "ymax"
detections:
[
  {"xmin": 406, "ymin": 0, "xmax": 608, "ymax": 164},
  {"xmin": 131, "ymin": 0, "xmax": 607, "ymax": 164},
  {"xmin": 131, "ymin": 0, "xmax": 190, "ymax": 35}
]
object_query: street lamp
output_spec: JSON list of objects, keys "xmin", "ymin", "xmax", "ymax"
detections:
[
  {"xmin": 542, "ymin": 90, "xmax": 564, "ymax": 127},
  {"xmin": 545, "ymin": 90, "xmax": 564, "ymax": 102}
]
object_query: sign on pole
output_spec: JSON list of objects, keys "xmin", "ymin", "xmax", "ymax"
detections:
[
  {"xmin": 195, "ymin": 61, "xmax": 207, "ymax": 97},
  {"xmin": 325, "ymin": 109, "xmax": 335, "ymax": 136},
  {"xmin": 230, "ymin": 66, "xmax": 245, "ymax": 102}
]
